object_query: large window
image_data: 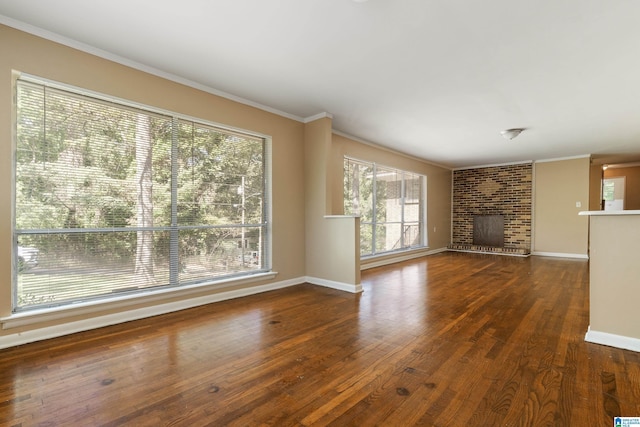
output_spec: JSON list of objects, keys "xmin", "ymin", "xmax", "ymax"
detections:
[
  {"xmin": 13, "ymin": 76, "xmax": 269, "ymax": 311},
  {"xmin": 344, "ymin": 158, "xmax": 426, "ymax": 257}
]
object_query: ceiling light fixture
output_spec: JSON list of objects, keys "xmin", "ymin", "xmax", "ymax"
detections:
[{"xmin": 500, "ymin": 128, "xmax": 525, "ymax": 140}]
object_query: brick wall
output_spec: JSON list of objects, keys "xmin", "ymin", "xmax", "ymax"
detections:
[{"xmin": 452, "ymin": 163, "xmax": 532, "ymax": 253}]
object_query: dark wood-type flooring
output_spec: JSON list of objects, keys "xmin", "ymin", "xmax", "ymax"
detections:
[{"xmin": 1, "ymin": 252, "xmax": 639, "ymax": 426}]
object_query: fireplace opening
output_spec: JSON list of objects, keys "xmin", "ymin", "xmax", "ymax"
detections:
[{"xmin": 473, "ymin": 215, "xmax": 504, "ymax": 247}]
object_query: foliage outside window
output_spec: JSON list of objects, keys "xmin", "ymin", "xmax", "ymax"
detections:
[
  {"xmin": 344, "ymin": 158, "xmax": 426, "ymax": 257},
  {"xmin": 14, "ymin": 76, "xmax": 269, "ymax": 311}
]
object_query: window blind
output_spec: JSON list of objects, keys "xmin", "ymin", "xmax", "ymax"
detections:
[{"xmin": 14, "ymin": 78, "xmax": 268, "ymax": 311}]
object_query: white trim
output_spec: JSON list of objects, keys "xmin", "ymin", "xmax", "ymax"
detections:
[
  {"xmin": 585, "ymin": 327, "xmax": 640, "ymax": 352},
  {"xmin": 605, "ymin": 161, "xmax": 640, "ymax": 169},
  {"xmin": 306, "ymin": 276, "xmax": 363, "ymax": 294},
  {"xmin": 304, "ymin": 112, "xmax": 333, "ymax": 123},
  {"xmin": 361, "ymin": 247, "xmax": 447, "ymax": 270},
  {"xmin": 334, "ymin": 130, "xmax": 451, "ymax": 170},
  {"xmin": 0, "ymin": 275, "xmax": 305, "ymax": 349},
  {"xmin": 534, "ymin": 154, "xmax": 591, "ymax": 164},
  {"xmin": 531, "ymin": 251, "xmax": 588, "ymax": 259},
  {"xmin": 454, "ymin": 160, "xmax": 533, "ymax": 171},
  {"xmin": 0, "ymin": 15, "xmax": 305, "ymax": 123}
]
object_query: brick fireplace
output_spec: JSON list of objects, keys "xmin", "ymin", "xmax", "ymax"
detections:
[{"xmin": 449, "ymin": 163, "xmax": 532, "ymax": 256}]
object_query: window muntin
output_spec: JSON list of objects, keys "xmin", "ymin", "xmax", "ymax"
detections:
[
  {"xmin": 14, "ymin": 77, "xmax": 269, "ymax": 311},
  {"xmin": 344, "ymin": 158, "xmax": 426, "ymax": 257}
]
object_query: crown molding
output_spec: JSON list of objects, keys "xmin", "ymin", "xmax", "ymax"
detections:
[
  {"xmin": 0, "ymin": 15, "xmax": 305, "ymax": 123},
  {"xmin": 303, "ymin": 112, "xmax": 333, "ymax": 123}
]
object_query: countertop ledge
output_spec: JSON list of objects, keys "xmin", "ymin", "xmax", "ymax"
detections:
[{"xmin": 579, "ymin": 210, "xmax": 640, "ymax": 216}]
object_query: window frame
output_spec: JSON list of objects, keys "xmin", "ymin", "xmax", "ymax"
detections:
[
  {"xmin": 343, "ymin": 156, "xmax": 427, "ymax": 258},
  {"xmin": 12, "ymin": 73, "xmax": 273, "ymax": 312}
]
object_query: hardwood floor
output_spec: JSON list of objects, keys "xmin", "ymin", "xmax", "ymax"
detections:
[{"xmin": 1, "ymin": 252, "xmax": 639, "ymax": 426}]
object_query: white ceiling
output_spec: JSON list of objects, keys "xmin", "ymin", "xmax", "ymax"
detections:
[{"xmin": 2, "ymin": 0, "xmax": 640, "ymax": 168}]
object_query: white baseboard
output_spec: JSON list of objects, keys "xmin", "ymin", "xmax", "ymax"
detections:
[
  {"xmin": 361, "ymin": 247, "xmax": 448, "ymax": 270},
  {"xmin": 0, "ymin": 276, "xmax": 305, "ymax": 350},
  {"xmin": 532, "ymin": 251, "xmax": 589, "ymax": 260},
  {"xmin": 585, "ymin": 327, "xmax": 640, "ymax": 352},
  {"xmin": 306, "ymin": 276, "xmax": 363, "ymax": 293}
]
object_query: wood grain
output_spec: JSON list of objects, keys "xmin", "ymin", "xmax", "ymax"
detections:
[{"xmin": 1, "ymin": 252, "xmax": 639, "ymax": 426}]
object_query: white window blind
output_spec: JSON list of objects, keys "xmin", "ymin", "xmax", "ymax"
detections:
[
  {"xmin": 344, "ymin": 158, "xmax": 426, "ymax": 257},
  {"xmin": 14, "ymin": 77, "xmax": 269, "ymax": 311}
]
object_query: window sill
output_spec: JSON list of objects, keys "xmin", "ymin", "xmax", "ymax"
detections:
[
  {"xmin": 361, "ymin": 246, "xmax": 429, "ymax": 260},
  {"xmin": 2, "ymin": 271, "xmax": 278, "ymax": 330},
  {"xmin": 360, "ymin": 247, "xmax": 438, "ymax": 270}
]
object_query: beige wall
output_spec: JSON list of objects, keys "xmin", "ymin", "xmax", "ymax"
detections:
[
  {"xmin": 589, "ymin": 163, "xmax": 603, "ymax": 211},
  {"xmin": 331, "ymin": 134, "xmax": 452, "ymax": 252},
  {"xmin": 1, "ymin": 24, "xmax": 453, "ymax": 344},
  {"xmin": 604, "ymin": 166, "xmax": 640, "ymax": 210},
  {"xmin": 0, "ymin": 25, "xmax": 306, "ymax": 336},
  {"xmin": 304, "ymin": 118, "xmax": 360, "ymax": 288},
  {"xmin": 587, "ymin": 214, "xmax": 640, "ymax": 346},
  {"xmin": 533, "ymin": 157, "xmax": 590, "ymax": 256}
]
